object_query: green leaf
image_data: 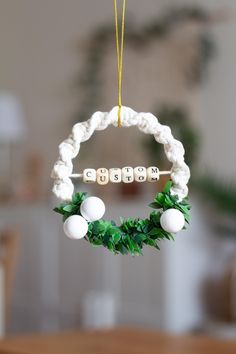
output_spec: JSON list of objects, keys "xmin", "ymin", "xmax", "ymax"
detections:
[
  {"xmin": 112, "ymin": 233, "xmax": 121, "ymax": 244},
  {"xmin": 131, "ymin": 239, "xmax": 142, "ymax": 255},
  {"xmin": 149, "ymin": 202, "xmax": 160, "ymax": 209},
  {"xmin": 118, "ymin": 244, "xmax": 129, "ymax": 255},
  {"xmin": 92, "ymin": 221, "xmax": 106, "ymax": 235},
  {"xmin": 72, "ymin": 192, "xmax": 88, "ymax": 204},
  {"xmin": 103, "ymin": 233, "xmax": 111, "ymax": 246},
  {"xmin": 150, "ymin": 211, "xmax": 161, "ymax": 226},
  {"xmin": 184, "ymin": 214, "xmax": 190, "ymax": 223},
  {"xmin": 178, "ymin": 205, "xmax": 190, "ymax": 214},
  {"xmin": 91, "ymin": 239, "xmax": 103, "ymax": 247},
  {"xmin": 63, "ymin": 204, "xmax": 77, "ymax": 213},
  {"xmin": 148, "ymin": 227, "xmax": 160, "ymax": 236},
  {"xmin": 127, "ymin": 237, "xmax": 136, "ymax": 253},
  {"xmin": 145, "ymin": 238, "xmax": 156, "ymax": 247},
  {"xmin": 163, "ymin": 180, "xmax": 173, "ymax": 193},
  {"xmin": 107, "ymin": 241, "xmax": 114, "ymax": 252},
  {"xmin": 134, "ymin": 233, "xmax": 146, "ymax": 243},
  {"xmin": 155, "ymin": 193, "xmax": 165, "ymax": 205},
  {"xmin": 53, "ymin": 207, "xmax": 65, "ymax": 215},
  {"xmin": 164, "ymin": 195, "xmax": 175, "ymax": 208}
]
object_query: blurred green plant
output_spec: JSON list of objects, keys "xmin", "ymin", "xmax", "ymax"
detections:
[
  {"xmin": 145, "ymin": 105, "xmax": 236, "ymax": 218},
  {"xmin": 144, "ymin": 105, "xmax": 200, "ymax": 170},
  {"xmin": 193, "ymin": 175, "xmax": 236, "ymax": 216}
]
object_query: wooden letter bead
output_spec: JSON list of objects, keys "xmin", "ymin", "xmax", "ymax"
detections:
[
  {"xmin": 147, "ymin": 166, "xmax": 160, "ymax": 182},
  {"xmin": 97, "ymin": 168, "xmax": 109, "ymax": 185},
  {"xmin": 122, "ymin": 166, "xmax": 134, "ymax": 183},
  {"xmin": 109, "ymin": 168, "xmax": 121, "ymax": 183},
  {"xmin": 83, "ymin": 168, "xmax": 96, "ymax": 183},
  {"xmin": 134, "ymin": 166, "xmax": 147, "ymax": 182}
]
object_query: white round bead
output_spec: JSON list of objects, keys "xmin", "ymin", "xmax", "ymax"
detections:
[
  {"xmin": 80, "ymin": 196, "xmax": 105, "ymax": 222},
  {"xmin": 63, "ymin": 215, "xmax": 88, "ymax": 239},
  {"xmin": 160, "ymin": 208, "xmax": 185, "ymax": 233}
]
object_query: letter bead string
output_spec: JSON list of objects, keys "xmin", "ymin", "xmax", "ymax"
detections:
[{"xmin": 70, "ymin": 166, "xmax": 169, "ymax": 184}]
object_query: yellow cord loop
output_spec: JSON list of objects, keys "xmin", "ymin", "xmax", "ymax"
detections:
[{"xmin": 114, "ymin": 0, "xmax": 126, "ymax": 127}]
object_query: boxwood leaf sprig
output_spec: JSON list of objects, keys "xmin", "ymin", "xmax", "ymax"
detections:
[{"xmin": 53, "ymin": 181, "xmax": 191, "ymax": 256}]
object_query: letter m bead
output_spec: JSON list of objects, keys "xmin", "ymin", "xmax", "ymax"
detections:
[{"xmin": 147, "ymin": 166, "xmax": 159, "ymax": 182}]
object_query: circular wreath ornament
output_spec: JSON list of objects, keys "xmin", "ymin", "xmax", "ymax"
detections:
[{"xmin": 52, "ymin": 106, "xmax": 191, "ymax": 255}]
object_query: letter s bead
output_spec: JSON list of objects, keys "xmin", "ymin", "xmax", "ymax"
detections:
[{"xmin": 109, "ymin": 168, "xmax": 122, "ymax": 183}]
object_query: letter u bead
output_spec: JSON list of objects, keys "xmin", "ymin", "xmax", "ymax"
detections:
[{"xmin": 97, "ymin": 168, "xmax": 109, "ymax": 185}]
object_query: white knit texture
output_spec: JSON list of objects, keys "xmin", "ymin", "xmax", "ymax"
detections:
[{"xmin": 51, "ymin": 106, "xmax": 190, "ymax": 201}]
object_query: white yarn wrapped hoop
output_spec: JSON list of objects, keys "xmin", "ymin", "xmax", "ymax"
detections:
[{"xmin": 51, "ymin": 106, "xmax": 190, "ymax": 201}]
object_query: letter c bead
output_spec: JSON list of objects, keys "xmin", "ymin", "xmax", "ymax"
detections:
[{"xmin": 83, "ymin": 168, "xmax": 96, "ymax": 183}]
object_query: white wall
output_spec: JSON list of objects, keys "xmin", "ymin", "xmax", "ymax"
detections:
[{"xmin": 174, "ymin": 0, "xmax": 236, "ymax": 177}]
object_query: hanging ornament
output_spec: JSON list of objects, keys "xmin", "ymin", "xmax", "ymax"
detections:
[{"xmin": 52, "ymin": 0, "xmax": 191, "ymax": 255}]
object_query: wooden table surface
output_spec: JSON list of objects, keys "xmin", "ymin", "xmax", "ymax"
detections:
[{"xmin": 0, "ymin": 328, "xmax": 235, "ymax": 354}]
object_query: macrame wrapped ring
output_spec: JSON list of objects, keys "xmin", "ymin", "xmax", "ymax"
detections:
[{"xmin": 52, "ymin": 106, "xmax": 191, "ymax": 255}]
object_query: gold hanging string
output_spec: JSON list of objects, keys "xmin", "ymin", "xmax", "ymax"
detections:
[{"xmin": 114, "ymin": 0, "xmax": 126, "ymax": 127}]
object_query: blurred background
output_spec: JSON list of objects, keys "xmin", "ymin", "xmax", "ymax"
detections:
[{"xmin": 0, "ymin": 0, "xmax": 236, "ymax": 341}]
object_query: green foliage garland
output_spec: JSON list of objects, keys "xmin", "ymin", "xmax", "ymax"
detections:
[
  {"xmin": 74, "ymin": 6, "xmax": 215, "ymax": 123},
  {"xmin": 54, "ymin": 181, "xmax": 191, "ymax": 256}
]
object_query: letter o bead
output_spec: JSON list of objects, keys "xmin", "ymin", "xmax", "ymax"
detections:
[
  {"xmin": 147, "ymin": 166, "xmax": 160, "ymax": 182},
  {"xmin": 97, "ymin": 168, "xmax": 109, "ymax": 185},
  {"xmin": 109, "ymin": 168, "xmax": 121, "ymax": 183},
  {"xmin": 122, "ymin": 166, "xmax": 134, "ymax": 183},
  {"xmin": 83, "ymin": 168, "xmax": 96, "ymax": 183},
  {"xmin": 134, "ymin": 166, "xmax": 147, "ymax": 182}
]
